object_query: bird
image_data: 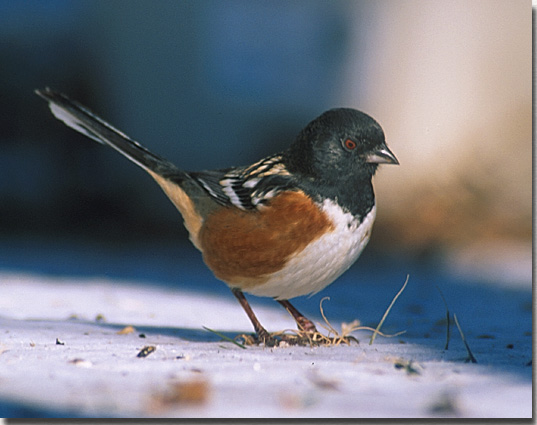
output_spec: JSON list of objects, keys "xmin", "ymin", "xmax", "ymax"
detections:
[{"xmin": 36, "ymin": 88, "xmax": 398, "ymax": 346}]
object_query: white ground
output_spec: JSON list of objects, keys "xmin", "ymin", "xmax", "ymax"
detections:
[{"xmin": 0, "ymin": 241, "xmax": 532, "ymax": 419}]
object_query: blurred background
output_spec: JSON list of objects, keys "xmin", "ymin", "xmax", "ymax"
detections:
[{"xmin": 0, "ymin": 0, "xmax": 531, "ymax": 283}]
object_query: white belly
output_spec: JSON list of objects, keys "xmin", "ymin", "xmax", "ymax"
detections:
[{"xmin": 247, "ymin": 200, "xmax": 376, "ymax": 300}]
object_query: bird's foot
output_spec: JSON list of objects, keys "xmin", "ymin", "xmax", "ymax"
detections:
[
  {"xmin": 236, "ymin": 329, "xmax": 360, "ymax": 347},
  {"xmin": 235, "ymin": 329, "xmax": 324, "ymax": 347}
]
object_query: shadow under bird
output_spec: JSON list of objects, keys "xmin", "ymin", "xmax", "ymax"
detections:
[{"xmin": 36, "ymin": 88, "xmax": 398, "ymax": 346}]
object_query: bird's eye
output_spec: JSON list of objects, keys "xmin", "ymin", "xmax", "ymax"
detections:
[{"xmin": 343, "ymin": 138, "xmax": 357, "ymax": 151}]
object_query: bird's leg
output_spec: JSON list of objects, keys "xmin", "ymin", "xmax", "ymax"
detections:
[
  {"xmin": 231, "ymin": 288, "xmax": 276, "ymax": 346},
  {"xmin": 277, "ymin": 299, "xmax": 318, "ymax": 333}
]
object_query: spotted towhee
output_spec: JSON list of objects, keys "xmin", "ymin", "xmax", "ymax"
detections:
[{"xmin": 36, "ymin": 88, "xmax": 398, "ymax": 346}]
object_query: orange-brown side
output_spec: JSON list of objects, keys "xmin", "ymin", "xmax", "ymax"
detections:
[
  {"xmin": 199, "ymin": 191, "xmax": 335, "ymax": 289},
  {"xmin": 149, "ymin": 171, "xmax": 204, "ymax": 249}
]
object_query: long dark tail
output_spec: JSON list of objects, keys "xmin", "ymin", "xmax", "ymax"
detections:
[{"xmin": 35, "ymin": 88, "xmax": 183, "ymax": 179}]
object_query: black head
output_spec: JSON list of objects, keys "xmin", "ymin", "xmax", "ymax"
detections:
[{"xmin": 285, "ymin": 108, "xmax": 398, "ymax": 184}]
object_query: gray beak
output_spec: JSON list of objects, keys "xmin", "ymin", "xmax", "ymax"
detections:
[{"xmin": 365, "ymin": 146, "xmax": 399, "ymax": 165}]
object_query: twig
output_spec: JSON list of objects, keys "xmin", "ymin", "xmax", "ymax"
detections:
[
  {"xmin": 453, "ymin": 314, "xmax": 477, "ymax": 363},
  {"xmin": 369, "ymin": 274, "xmax": 409, "ymax": 345},
  {"xmin": 318, "ymin": 297, "xmax": 340, "ymax": 337},
  {"xmin": 317, "ymin": 297, "xmax": 405, "ymax": 346},
  {"xmin": 203, "ymin": 326, "xmax": 247, "ymax": 349},
  {"xmin": 436, "ymin": 286, "xmax": 451, "ymax": 350}
]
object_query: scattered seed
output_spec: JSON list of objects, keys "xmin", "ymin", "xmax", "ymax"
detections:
[
  {"xmin": 117, "ymin": 325, "xmax": 136, "ymax": 335},
  {"xmin": 477, "ymin": 334, "xmax": 495, "ymax": 339},
  {"xmin": 137, "ymin": 345, "xmax": 156, "ymax": 358},
  {"xmin": 69, "ymin": 358, "xmax": 93, "ymax": 368},
  {"xmin": 393, "ymin": 359, "xmax": 421, "ymax": 375}
]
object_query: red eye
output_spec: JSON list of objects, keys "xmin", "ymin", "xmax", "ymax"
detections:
[{"xmin": 344, "ymin": 139, "xmax": 357, "ymax": 150}]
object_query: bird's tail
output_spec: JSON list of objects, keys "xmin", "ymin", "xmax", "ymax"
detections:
[
  {"xmin": 35, "ymin": 88, "xmax": 183, "ymax": 179},
  {"xmin": 36, "ymin": 88, "xmax": 209, "ymax": 248}
]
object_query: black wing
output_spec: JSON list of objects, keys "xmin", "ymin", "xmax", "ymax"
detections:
[
  {"xmin": 189, "ymin": 154, "xmax": 297, "ymax": 210},
  {"xmin": 37, "ymin": 88, "xmax": 297, "ymax": 211}
]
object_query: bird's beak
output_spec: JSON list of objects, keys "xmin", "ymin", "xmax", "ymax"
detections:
[{"xmin": 365, "ymin": 146, "xmax": 399, "ymax": 165}]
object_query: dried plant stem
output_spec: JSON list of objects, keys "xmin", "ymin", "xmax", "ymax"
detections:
[
  {"xmin": 203, "ymin": 326, "xmax": 247, "ymax": 349},
  {"xmin": 224, "ymin": 280, "xmax": 409, "ymax": 348},
  {"xmin": 453, "ymin": 314, "xmax": 477, "ymax": 363},
  {"xmin": 369, "ymin": 274, "xmax": 409, "ymax": 346},
  {"xmin": 436, "ymin": 286, "xmax": 451, "ymax": 350}
]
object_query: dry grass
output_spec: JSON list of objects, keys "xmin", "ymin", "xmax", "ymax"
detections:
[
  {"xmin": 453, "ymin": 314, "xmax": 478, "ymax": 363},
  {"xmin": 369, "ymin": 275, "xmax": 409, "ymax": 345},
  {"xmin": 436, "ymin": 286, "xmax": 478, "ymax": 363},
  {"xmin": 233, "ymin": 276, "xmax": 409, "ymax": 348}
]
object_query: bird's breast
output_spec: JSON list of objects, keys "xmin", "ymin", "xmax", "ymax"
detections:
[
  {"xmin": 200, "ymin": 190, "xmax": 376, "ymax": 300},
  {"xmin": 199, "ymin": 191, "xmax": 333, "ymax": 285},
  {"xmin": 246, "ymin": 200, "xmax": 376, "ymax": 299}
]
